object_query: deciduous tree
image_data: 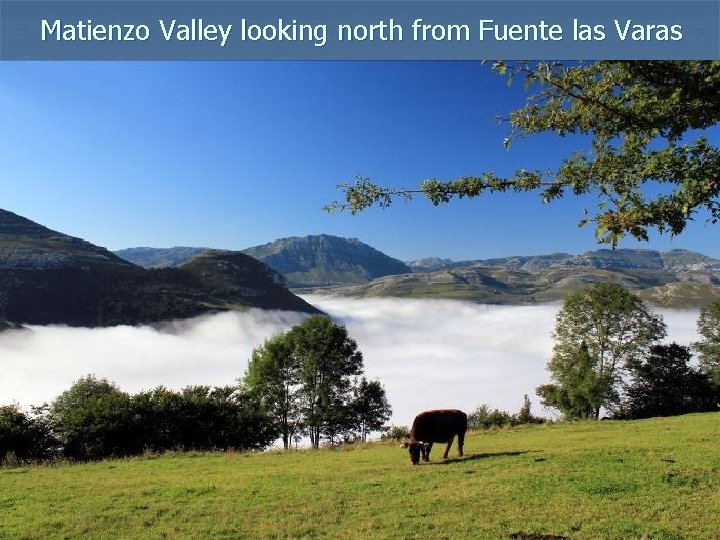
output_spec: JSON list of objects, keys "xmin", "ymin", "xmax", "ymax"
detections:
[
  {"xmin": 537, "ymin": 343, "xmax": 611, "ymax": 420},
  {"xmin": 620, "ymin": 343, "xmax": 718, "ymax": 419},
  {"xmin": 350, "ymin": 378, "xmax": 391, "ymax": 443},
  {"xmin": 290, "ymin": 315, "xmax": 364, "ymax": 448},
  {"xmin": 537, "ymin": 283, "xmax": 666, "ymax": 419},
  {"xmin": 242, "ymin": 316, "xmax": 391, "ymax": 448},
  {"xmin": 244, "ymin": 333, "xmax": 302, "ymax": 449},
  {"xmin": 693, "ymin": 298, "xmax": 720, "ymax": 385}
]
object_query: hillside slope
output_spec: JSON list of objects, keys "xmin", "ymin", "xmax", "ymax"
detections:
[
  {"xmin": 1, "ymin": 413, "xmax": 718, "ymax": 538},
  {"xmin": 242, "ymin": 234, "xmax": 411, "ymax": 286},
  {"xmin": 115, "ymin": 240, "xmax": 720, "ymax": 308},
  {"xmin": 0, "ymin": 209, "xmax": 319, "ymax": 326},
  {"xmin": 309, "ymin": 249, "xmax": 720, "ymax": 308}
]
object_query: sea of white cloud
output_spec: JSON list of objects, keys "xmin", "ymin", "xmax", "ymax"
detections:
[{"xmin": 0, "ymin": 295, "xmax": 700, "ymax": 427}]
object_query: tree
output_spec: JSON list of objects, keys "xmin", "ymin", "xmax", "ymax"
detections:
[
  {"xmin": 537, "ymin": 283, "xmax": 666, "ymax": 419},
  {"xmin": 350, "ymin": 378, "xmax": 392, "ymax": 443},
  {"xmin": 620, "ymin": 343, "xmax": 719, "ymax": 419},
  {"xmin": 241, "ymin": 316, "xmax": 391, "ymax": 449},
  {"xmin": 244, "ymin": 333, "xmax": 303, "ymax": 450},
  {"xmin": 514, "ymin": 394, "xmax": 543, "ymax": 425},
  {"xmin": 326, "ymin": 61, "xmax": 720, "ymax": 246},
  {"xmin": 290, "ymin": 315, "xmax": 364, "ymax": 448},
  {"xmin": 694, "ymin": 298, "xmax": 720, "ymax": 385},
  {"xmin": 49, "ymin": 375, "xmax": 138, "ymax": 460},
  {"xmin": 537, "ymin": 343, "xmax": 611, "ymax": 420},
  {"xmin": 516, "ymin": 395, "xmax": 533, "ymax": 424}
]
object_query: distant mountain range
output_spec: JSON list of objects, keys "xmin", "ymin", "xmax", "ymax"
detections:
[
  {"xmin": 305, "ymin": 248, "xmax": 720, "ymax": 309},
  {"xmin": 0, "ymin": 209, "xmax": 319, "ymax": 327},
  {"xmin": 407, "ymin": 249, "xmax": 720, "ymax": 275},
  {"xmin": 116, "ymin": 237, "xmax": 720, "ymax": 309},
  {"xmin": 117, "ymin": 235, "xmax": 412, "ymax": 287},
  {"xmin": 11, "ymin": 204, "xmax": 714, "ymax": 328}
]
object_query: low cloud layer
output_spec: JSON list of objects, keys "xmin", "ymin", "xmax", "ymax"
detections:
[{"xmin": 0, "ymin": 296, "xmax": 700, "ymax": 426}]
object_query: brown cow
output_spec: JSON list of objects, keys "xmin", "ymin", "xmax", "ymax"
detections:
[{"xmin": 403, "ymin": 409, "xmax": 467, "ymax": 465}]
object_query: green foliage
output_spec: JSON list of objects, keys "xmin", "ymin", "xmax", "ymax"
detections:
[
  {"xmin": 537, "ymin": 343, "xmax": 612, "ymax": 420},
  {"xmin": 49, "ymin": 375, "xmax": 137, "ymax": 460},
  {"xmin": 326, "ymin": 61, "xmax": 720, "ymax": 246},
  {"xmin": 618, "ymin": 343, "xmax": 719, "ymax": 419},
  {"xmin": 539, "ymin": 283, "xmax": 666, "ymax": 419},
  {"xmin": 133, "ymin": 385, "xmax": 277, "ymax": 453},
  {"xmin": 515, "ymin": 394, "xmax": 541, "ymax": 425},
  {"xmin": 291, "ymin": 315, "xmax": 365, "ymax": 447},
  {"xmin": 244, "ymin": 333, "xmax": 302, "ymax": 449},
  {"xmin": 0, "ymin": 405, "xmax": 56, "ymax": 464},
  {"xmin": 469, "ymin": 396, "xmax": 544, "ymax": 429},
  {"xmin": 48, "ymin": 376, "xmax": 277, "ymax": 460},
  {"xmin": 350, "ymin": 378, "xmax": 392, "ymax": 442},
  {"xmin": 693, "ymin": 297, "xmax": 720, "ymax": 385},
  {"xmin": 242, "ymin": 315, "xmax": 392, "ymax": 449},
  {"xmin": 467, "ymin": 404, "xmax": 513, "ymax": 429},
  {"xmin": 380, "ymin": 424, "xmax": 410, "ymax": 441}
]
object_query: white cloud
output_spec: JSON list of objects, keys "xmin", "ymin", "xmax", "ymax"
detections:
[
  {"xmin": 0, "ymin": 296, "xmax": 700, "ymax": 427},
  {"xmin": 0, "ymin": 310, "xmax": 306, "ymax": 409}
]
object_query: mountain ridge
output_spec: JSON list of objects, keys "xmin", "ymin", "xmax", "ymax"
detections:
[
  {"xmin": 117, "ymin": 235, "xmax": 413, "ymax": 287},
  {"xmin": 242, "ymin": 234, "xmax": 412, "ymax": 286},
  {"xmin": 0, "ymin": 209, "xmax": 319, "ymax": 327},
  {"xmin": 115, "ymin": 238, "xmax": 720, "ymax": 309}
]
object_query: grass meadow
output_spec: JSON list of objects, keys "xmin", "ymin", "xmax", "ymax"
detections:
[{"xmin": 1, "ymin": 413, "xmax": 719, "ymax": 539}]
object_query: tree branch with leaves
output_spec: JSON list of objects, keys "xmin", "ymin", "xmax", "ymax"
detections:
[{"xmin": 325, "ymin": 61, "xmax": 720, "ymax": 246}]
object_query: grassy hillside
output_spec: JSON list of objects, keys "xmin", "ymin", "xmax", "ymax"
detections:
[
  {"xmin": 300, "ymin": 264, "xmax": 720, "ymax": 309},
  {"xmin": 2, "ymin": 413, "xmax": 718, "ymax": 538}
]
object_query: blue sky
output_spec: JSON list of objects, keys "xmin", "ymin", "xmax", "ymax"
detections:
[{"xmin": 1, "ymin": 61, "xmax": 718, "ymax": 261}]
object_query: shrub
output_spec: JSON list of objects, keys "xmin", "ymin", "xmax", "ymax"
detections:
[
  {"xmin": 132, "ymin": 385, "xmax": 278, "ymax": 453},
  {"xmin": 0, "ymin": 404, "xmax": 57, "ymax": 464},
  {"xmin": 49, "ymin": 375, "xmax": 139, "ymax": 460},
  {"xmin": 381, "ymin": 425, "xmax": 410, "ymax": 441},
  {"xmin": 468, "ymin": 404, "xmax": 513, "ymax": 430}
]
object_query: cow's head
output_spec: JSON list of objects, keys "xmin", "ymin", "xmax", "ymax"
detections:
[{"xmin": 402, "ymin": 440, "xmax": 423, "ymax": 465}]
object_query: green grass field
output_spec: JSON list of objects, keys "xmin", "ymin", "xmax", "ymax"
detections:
[{"xmin": 1, "ymin": 413, "xmax": 719, "ymax": 539}]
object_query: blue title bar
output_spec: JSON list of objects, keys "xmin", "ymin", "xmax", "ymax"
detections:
[{"xmin": 1, "ymin": 1, "xmax": 718, "ymax": 60}]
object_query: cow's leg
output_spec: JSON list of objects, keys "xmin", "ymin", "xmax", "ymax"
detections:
[
  {"xmin": 443, "ymin": 437, "xmax": 454, "ymax": 459},
  {"xmin": 423, "ymin": 442, "xmax": 433, "ymax": 462},
  {"xmin": 457, "ymin": 432, "xmax": 465, "ymax": 457}
]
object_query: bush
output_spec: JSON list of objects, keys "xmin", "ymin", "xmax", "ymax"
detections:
[
  {"xmin": 468, "ymin": 404, "xmax": 513, "ymax": 430},
  {"xmin": 49, "ymin": 376, "xmax": 279, "ymax": 460},
  {"xmin": 468, "ymin": 396, "xmax": 545, "ymax": 430},
  {"xmin": 381, "ymin": 425, "xmax": 409, "ymax": 441},
  {"xmin": 133, "ymin": 385, "xmax": 278, "ymax": 453},
  {"xmin": 49, "ymin": 375, "xmax": 139, "ymax": 460},
  {"xmin": 0, "ymin": 404, "xmax": 57, "ymax": 464}
]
